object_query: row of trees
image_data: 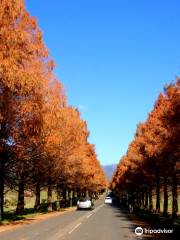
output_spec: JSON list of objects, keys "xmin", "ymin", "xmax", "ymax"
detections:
[
  {"xmin": 110, "ymin": 79, "xmax": 180, "ymax": 218},
  {"xmin": 0, "ymin": 0, "xmax": 106, "ymax": 220}
]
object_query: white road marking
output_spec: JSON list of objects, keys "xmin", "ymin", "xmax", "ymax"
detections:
[
  {"xmin": 86, "ymin": 213, "xmax": 93, "ymax": 218},
  {"xmin": 68, "ymin": 222, "xmax": 82, "ymax": 234},
  {"xmin": 92, "ymin": 204, "xmax": 104, "ymax": 213},
  {"xmin": 48, "ymin": 203, "xmax": 105, "ymax": 239}
]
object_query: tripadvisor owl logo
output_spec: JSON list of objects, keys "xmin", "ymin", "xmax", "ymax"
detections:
[{"xmin": 135, "ymin": 227, "xmax": 143, "ymax": 236}]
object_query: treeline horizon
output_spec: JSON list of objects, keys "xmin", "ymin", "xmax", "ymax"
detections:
[
  {"xmin": 0, "ymin": 0, "xmax": 106, "ymax": 220},
  {"xmin": 111, "ymin": 79, "xmax": 180, "ymax": 218}
]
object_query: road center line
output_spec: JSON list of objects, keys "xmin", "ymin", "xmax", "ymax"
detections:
[
  {"xmin": 86, "ymin": 213, "xmax": 93, "ymax": 218},
  {"xmin": 50, "ymin": 203, "xmax": 104, "ymax": 239},
  {"xmin": 68, "ymin": 222, "xmax": 82, "ymax": 235},
  {"xmin": 92, "ymin": 203, "xmax": 104, "ymax": 213}
]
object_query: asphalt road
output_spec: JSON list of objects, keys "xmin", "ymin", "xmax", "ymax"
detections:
[{"xmin": 0, "ymin": 197, "xmax": 174, "ymax": 240}]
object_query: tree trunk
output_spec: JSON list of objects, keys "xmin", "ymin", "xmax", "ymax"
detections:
[
  {"xmin": 73, "ymin": 190, "xmax": 77, "ymax": 199},
  {"xmin": 62, "ymin": 188, "xmax": 66, "ymax": 200},
  {"xmin": 0, "ymin": 159, "xmax": 5, "ymax": 220},
  {"xmin": 34, "ymin": 182, "xmax": 41, "ymax": 211},
  {"xmin": 136, "ymin": 191, "xmax": 141, "ymax": 208},
  {"xmin": 172, "ymin": 162, "xmax": 178, "ymax": 218},
  {"xmin": 163, "ymin": 174, "xmax": 168, "ymax": 216},
  {"xmin": 69, "ymin": 190, "xmax": 73, "ymax": 207},
  {"xmin": 16, "ymin": 175, "xmax": 25, "ymax": 215},
  {"xmin": 56, "ymin": 184, "xmax": 61, "ymax": 210},
  {"xmin": 77, "ymin": 189, "xmax": 81, "ymax": 199},
  {"xmin": 47, "ymin": 185, "xmax": 52, "ymax": 212},
  {"xmin": 156, "ymin": 170, "xmax": 160, "ymax": 213},
  {"xmin": 85, "ymin": 190, "xmax": 89, "ymax": 197},
  {"xmin": 148, "ymin": 186, "xmax": 153, "ymax": 211},
  {"xmin": 145, "ymin": 190, "xmax": 148, "ymax": 209},
  {"xmin": 66, "ymin": 189, "xmax": 69, "ymax": 207},
  {"xmin": 141, "ymin": 191, "xmax": 145, "ymax": 208}
]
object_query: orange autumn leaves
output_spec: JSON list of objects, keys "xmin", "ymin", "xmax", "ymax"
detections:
[
  {"xmin": 0, "ymin": 0, "xmax": 106, "ymax": 214},
  {"xmin": 110, "ymin": 79, "xmax": 180, "ymax": 216}
]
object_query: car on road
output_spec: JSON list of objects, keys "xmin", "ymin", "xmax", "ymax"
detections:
[
  {"xmin": 77, "ymin": 197, "xmax": 92, "ymax": 210},
  {"xmin": 104, "ymin": 196, "xmax": 112, "ymax": 204}
]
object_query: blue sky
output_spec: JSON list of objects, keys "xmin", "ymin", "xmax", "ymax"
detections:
[{"xmin": 26, "ymin": 0, "xmax": 180, "ymax": 165}]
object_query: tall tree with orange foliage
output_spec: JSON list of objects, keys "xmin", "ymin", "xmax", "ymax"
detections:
[
  {"xmin": 111, "ymin": 78, "xmax": 180, "ymax": 218},
  {"xmin": 0, "ymin": 0, "xmax": 107, "ymax": 219},
  {"xmin": 162, "ymin": 80, "xmax": 180, "ymax": 217},
  {"xmin": 0, "ymin": 0, "xmax": 54, "ymax": 217}
]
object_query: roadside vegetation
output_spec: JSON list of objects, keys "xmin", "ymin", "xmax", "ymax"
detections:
[
  {"xmin": 0, "ymin": 0, "xmax": 106, "ymax": 223},
  {"xmin": 1, "ymin": 189, "xmax": 79, "ymax": 225},
  {"xmin": 110, "ymin": 79, "xmax": 180, "ymax": 223}
]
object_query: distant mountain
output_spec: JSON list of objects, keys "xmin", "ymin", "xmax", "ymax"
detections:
[{"xmin": 102, "ymin": 164, "xmax": 117, "ymax": 181}]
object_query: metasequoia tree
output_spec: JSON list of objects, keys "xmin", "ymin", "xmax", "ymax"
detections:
[
  {"xmin": 111, "ymin": 78, "xmax": 180, "ymax": 218},
  {"xmin": 162, "ymin": 80, "xmax": 180, "ymax": 217},
  {"xmin": 51, "ymin": 110, "xmax": 106, "ymax": 206},
  {"xmin": 0, "ymin": 0, "xmax": 58, "ymax": 215},
  {"xmin": 0, "ymin": 0, "xmax": 106, "ymax": 218},
  {"xmin": 0, "ymin": 0, "xmax": 50, "ymax": 217},
  {"xmin": 78, "ymin": 143, "xmax": 106, "ymax": 194}
]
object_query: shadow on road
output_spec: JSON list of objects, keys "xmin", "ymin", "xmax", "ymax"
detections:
[{"xmin": 105, "ymin": 200, "xmax": 177, "ymax": 240}]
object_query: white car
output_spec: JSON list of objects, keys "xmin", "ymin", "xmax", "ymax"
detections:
[
  {"xmin": 77, "ymin": 197, "xmax": 92, "ymax": 210},
  {"xmin": 104, "ymin": 196, "xmax": 112, "ymax": 204}
]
